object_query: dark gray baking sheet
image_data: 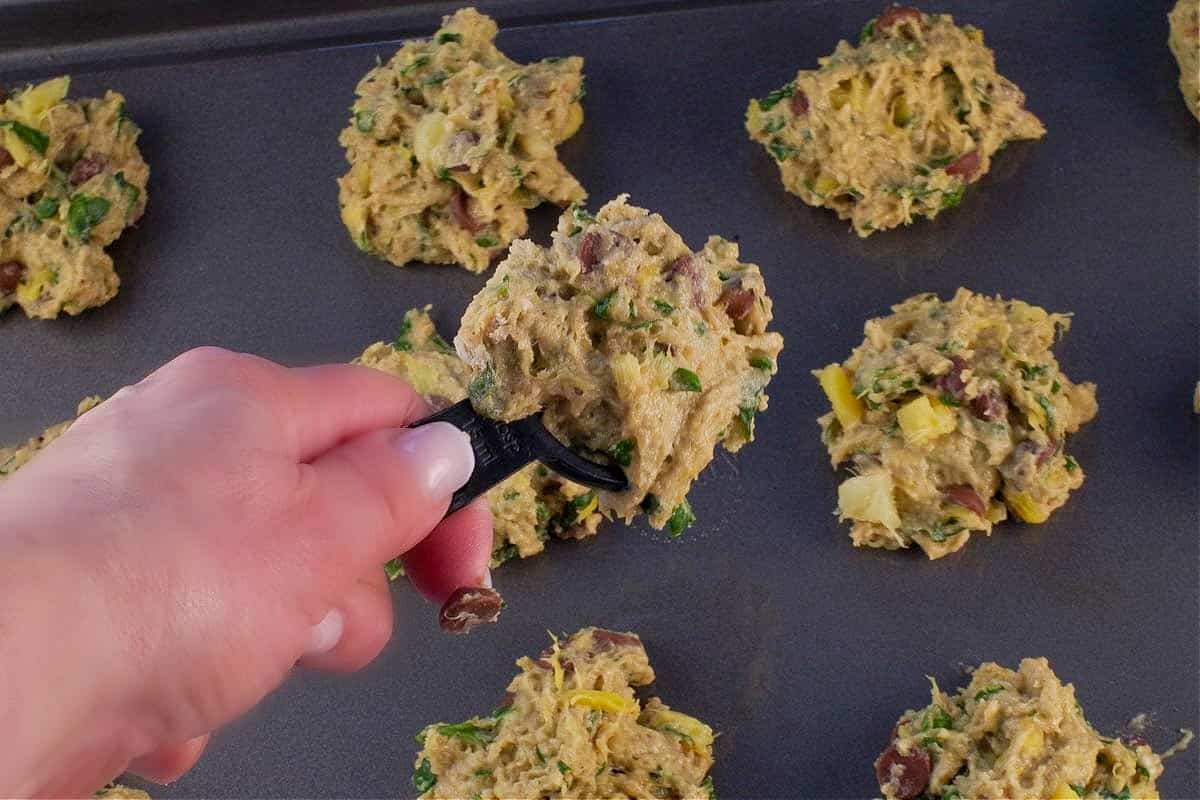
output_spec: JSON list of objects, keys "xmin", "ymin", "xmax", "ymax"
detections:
[{"xmin": 1, "ymin": 1, "xmax": 1197, "ymax": 798}]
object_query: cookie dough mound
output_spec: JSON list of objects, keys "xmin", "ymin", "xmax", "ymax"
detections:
[
  {"xmin": 338, "ymin": 7, "xmax": 586, "ymax": 272},
  {"xmin": 95, "ymin": 784, "xmax": 150, "ymax": 799},
  {"xmin": 877, "ymin": 658, "xmax": 1165, "ymax": 800},
  {"xmin": 0, "ymin": 396, "xmax": 100, "ymax": 479},
  {"xmin": 1, "ymin": 76, "xmax": 148, "ymax": 318},
  {"xmin": 746, "ymin": 5, "xmax": 1044, "ymax": 236},
  {"xmin": 1170, "ymin": 0, "xmax": 1200, "ymax": 120},
  {"xmin": 356, "ymin": 307, "xmax": 602, "ymax": 569},
  {"xmin": 814, "ymin": 288, "xmax": 1097, "ymax": 559},
  {"xmin": 456, "ymin": 195, "xmax": 785, "ymax": 532},
  {"xmin": 413, "ymin": 627, "xmax": 715, "ymax": 799}
]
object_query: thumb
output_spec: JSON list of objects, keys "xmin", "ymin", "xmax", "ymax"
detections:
[{"xmin": 296, "ymin": 421, "xmax": 476, "ymax": 587}]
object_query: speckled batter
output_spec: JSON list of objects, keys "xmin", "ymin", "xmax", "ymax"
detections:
[
  {"xmin": 356, "ymin": 307, "xmax": 602, "ymax": 571},
  {"xmin": 746, "ymin": 5, "xmax": 1044, "ymax": 236},
  {"xmin": 0, "ymin": 396, "xmax": 100, "ymax": 479},
  {"xmin": 815, "ymin": 289, "xmax": 1097, "ymax": 558},
  {"xmin": 456, "ymin": 195, "xmax": 784, "ymax": 534},
  {"xmin": 338, "ymin": 7, "xmax": 585, "ymax": 272},
  {"xmin": 413, "ymin": 627, "xmax": 715, "ymax": 799},
  {"xmin": 1170, "ymin": 0, "xmax": 1200, "ymax": 120},
  {"xmin": 1, "ymin": 76, "xmax": 148, "ymax": 318},
  {"xmin": 877, "ymin": 658, "xmax": 1165, "ymax": 800}
]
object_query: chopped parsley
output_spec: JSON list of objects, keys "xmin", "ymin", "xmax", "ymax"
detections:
[
  {"xmin": 383, "ymin": 558, "xmax": 404, "ymax": 580},
  {"xmin": 66, "ymin": 194, "xmax": 111, "ymax": 240},
  {"xmin": 974, "ymin": 684, "xmax": 1004, "ymax": 701},
  {"xmin": 400, "ymin": 55, "xmax": 430, "ymax": 75},
  {"xmin": 391, "ymin": 317, "xmax": 413, "ymax": 351},
  {"xmin": 1036, "ymin": 394, "xmax": 1055, "ymax": 433},
  {"xmin": 468, "ymin": 368, "xmax": 497, "ymax": 405},
  {"xmin": 761, "ymin": 116, "xmax": 785, "ymax": 134},
  {"xmin": 608, "ymin": 438, "xmax": 634, "ymax": 467},
  {"xmin": 557, "ymin": 761, "xmax": 571, "ymax": 776},
  {"xmin": 652, "ymin": 299, "xmax": 674, "ymax": 315},
  {"xmin": 667, "ymin": 499, "xmax": 695, "ymax": 538},
  {"xmin": 561, "ymin": 492, "xmax": 596, "ymax": 525},
  {"xmin": 354, "ymin": 109, "xmax": 375, "ymax": 132},
  {"xmin": 923, "ymin": 707, "xmax": 954, "ymax": 730},
  {"xmin": 702, "ymin": 776, "xmax": 717, "ymax": 799},
  {"xmin": 670, "ymin": 367, "xmax": 702, "ymax": 392},
  {"xmin": 1064, "ymin": 454, "xmax": 1079, "ymax": 473},
  {"xmin": 32, "ymin": 196, "xmax": 59, "ymax": 220},
  {"xmin": 928, "ymin": 153, "xmax": 956, "ymax": 169},
  {"xmin": 412, "ymin": 758, "xmax": 437, "ymax": 794},
  {"xmin": 941, "ymin": 184, "xmax": 965, "ymax": 209},
  {"xmin": 435, "ymin": 721, "xmax": 496, "ymax": 747},
  {"xmin": 0, "ymin": 119, "xmax": 48, "ymax": 154},
  {"xmin": 429, "ymin": 332, "xmax": 454, "ymax": 354},
  {"xmin": 749, "ymin": 356, "xmax": 774, "ymax": 371},
  {"xmin": 473, "ymin": 768, "xmax": 492, "ymax": 777},
  {"xmin": 474, "ymin": 234, "xmax": 499, "ymax": 248},
  {"xmin": 113, "ymin": 171, "xmax": 140, "ymax": 211},
  {"xmin": 436, "ymin": 31, "xmax": 462, "ymax": 44},
  {"xmin": 859, "ymin": 19, "xmax": 876, "ymax": 44},
  {"xmin": 768, "ymin": 137, "xmax": 799, "ymax": 162},
  {"xmin": 423, "ymin": 71, "xmax": 449, "ymax": 86},
  {"xmin": 1018, "ymin": 362, "xmax": 1048, "ymax": 381},
  {"xmin": 592, "ymin": 288, "xmax": 617, "ymax": 319},
  {"xmin": 756, "ymin": 82, "xmax": 795, "ymax": 111},
  {"xmin": 938, "ymin": 392, "xmax": 962, "ymax": 407}
]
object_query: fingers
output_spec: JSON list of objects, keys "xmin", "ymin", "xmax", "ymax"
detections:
[
  {"xmin": 402, "ymin": 499, "xmax": 495, "ymax": 605},
  {"xmin": 294, "ymin": 422, "xmax": 476, "ymax": 586},
  {"xmin": 298, "ymin": 569, "xmax": 394, "ymax": 673},
  {"xmin": 127, "ymin": 734, "xmax": 209, "ymax": 785},
  {"xmin": 134, "ymin": 348, "xmax": 432, "ymax": 461}
]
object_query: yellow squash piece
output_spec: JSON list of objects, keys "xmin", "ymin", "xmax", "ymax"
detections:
[
  {"xmin": 838, "ymin": 472, "xmax": 901, "ymax": 530},
  {"xmin": 816, "ymin": 364, "xmax": 863, "ymax": 427},
  {"xmin": 1003, "ymin": 488, "xmax": 1050, "ymax": 524},
  {"xmin": 565, "ymin": 689, "xmax": 639, "ymax": 714},
  {"xmin": 897, "ymin": 395, "xmax": 957, "ymax": 446}
]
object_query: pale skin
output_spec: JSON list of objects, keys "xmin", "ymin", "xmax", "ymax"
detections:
[{"xmin": 0, "ymin": 347, "xmax": 493, "ymax": 798}]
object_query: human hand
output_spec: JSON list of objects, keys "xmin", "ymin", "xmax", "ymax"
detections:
[{"xmin": 0, "ymin": 347, "xmax": 494, "ymax": 797}]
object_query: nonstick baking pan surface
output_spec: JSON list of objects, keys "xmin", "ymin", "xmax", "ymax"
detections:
[{"xmin": 2, "ymin": 1, "xmax": 1197, "ymax": 797}]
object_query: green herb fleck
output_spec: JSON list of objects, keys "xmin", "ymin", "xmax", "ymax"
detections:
[
  {"xmin": 939, "ymin": 392, "xmax": 961, "ymax": 407},
  {"xmin": 768, "ymin": 137, "xmax": 799, "ymax": 162},
  {"xmin": 859, "ymin": 19, "xmax": 876, "ymax": 44},
  {"xmin": 702, "ymin": 776, "xmax": 717, "ymax": 800},
  {"xmin": 469, "ymin": 368, "xmax": 497, "ymax": 405},
  {"xmin": 923, "ymin": 707, "xmax": 954, "ymax": 730},
  {"xmin": 1019, "ymin": 362, "xmax": 1048, "ymax": 381},
  {"xmin": 974, "ymin": 684, "xmax": 1004, "ymax": 701},
  {"xmin": 653, "ymin": 299, "xmax": 674, "ymax": 315},
  {"xmin": 401, "ymin": 56, "xmax": 430, "ymax": 75},
  {"xmin": 1051, "ymin": 379, "xmax": 1061, "ymax": 394},
  {"xmin": 1064, "ymin": 454, "xmax": 1079, "ymax": 473},
  {"xmin": 66, "ymin": 194, "xmax": 111, "ymax": 240},
  {"xmin": 392, "ymin": 317, "xmax": 413, "ymax": 351},
  {"xmin": 762, "ymin": 116, "xmax": 785, "ymax": 134},
  {"xmin": 941, "ymin": 185, "xmax": 964, "ymax": 209},
  {"xmin": 670, "ymin": 367, "xmax": 702, "ymax": 393},
  {"xmin": 412, "ymin": 758, "xmax": 437, "ymax": 794},
  {"xmin": 1070, "ymin": 785, "xmax": 1087, "ymax": 798},
  {"xmin": 33, "ymin": 196, "xmax": 59, "ymax": 219},
  {"xmin": 0, "ymin": 120, "xmax": 48, "ymax": 155},
  {"xmin": 750, "ymin": 356, "xmax": 774, "ymax": 371},
  {"xmin": 667, "ymin": 499, "xmax": 695, "ymax": 538},
  {"xmin": 474, "ymin": 768, "xmax": 492, "ymax": 777},
  {"xmin": 557, "ymin": 761, "xmax": 571, "ymax": 776},
  {"xmin": 592, "ymin": 288, "xmax": 617, "ymax": 319},
  {"xmin": 383, "ymin": 558, "xmax": 404, "ymax": 580},
  {"xmin": 535, "ymin": 746, "xmax": 546, "ymax": 764},
  {"xmin": 436, "ymin": 721, "xmax": 496, "ymax": 747},
  {"xmin": 423, "ymin": 71, "xmax": 449, "ymax": 86},
  {"xmin": 609, "ymin": 439, "xmax": 634, "ymax": 467},
  {"xmin": 113, "ymin": 171, "xmax": 140, "ymax": 211},
  {"xmin": 756, "ymin": 82, "xmax": 795, "ymax": 111},
  {"xmin": 355, "ymin": 109, "xmax": 375, "ymax": 132},
  {"xmin": 1036, "ymin": 394, "xmax": 1055, "ymax": 433},
  {"xmin": 437, "ymin": 31, "xmax": 463, "ymax": 44},
  {"xmin": 475, "ymin": 234, "xmax": 499, "ymax": 248}
]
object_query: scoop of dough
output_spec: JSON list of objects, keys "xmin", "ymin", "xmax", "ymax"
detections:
[
  {"xmin": 355, "ymin": 307, "xmax": 603, "ymax": 570},
  {"xmin": 877, "ymin": 658, "xmax": 1166, "ymax": 800},
  {"xmin": 413, "ymin": 627, "xmax": 716, "ymax": 799},
  {"xmin": 337, "ymin": 7, "xmax": 586, "ymax": 272},
  {"xmin": 746, "ymin": 6, "xmax": 1044, "ymax": 236},
  {"xmin": 0, "ymin": 396, "xmax": 100, "ymax": 480},
  {"xmin": 1169, "ymin": 0, "xmax": 1200, "ymax": 121},
  {"xmin": 1, "ymin": 77, "xmax": 149, "ymax": 318},
  {"xmin": 814, "ymin": 288, "xmax": 1097, "ymax": 559},
  {"xmin": 456, "ymin": 195, "xmax": 785, "ymax": 532}
]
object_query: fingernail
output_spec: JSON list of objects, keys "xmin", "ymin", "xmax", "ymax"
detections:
[
  {"xmin": 305, "ymin": 609, "xmax": 343, "ymax": 655},
  {"xmin": 391, "ymin": 422, "xmax": 475, "ymax": 499},
  {"xmin": 479, "ymin": 569, "xmax": 493, "ymax": 589}
]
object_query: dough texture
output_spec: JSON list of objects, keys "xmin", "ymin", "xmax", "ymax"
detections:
[
  {"xmin": 356, "ymin": 307, "xmax": 602, "ymax": 570},
  {"xmin": 815, "ymin": 289, "xmax": 1097, "ymax": 559},
  {"xmin": 746, "ymin": 6, "xmax": 1044, "ymax": 236},
  {"xmin": 338, "ymin": 7, "xmax": 586, "ymax": 272},
  {"xmin": 413, "ymin": 627, "xmax": 715, "ymax": 799},
  {"xmin": 1169, "ymin": 0, "xmax": 1200, "ymax": 120},
  {"xmin": 0, "ymin": 396, "xmax": 100, "ymax": 479},
  {"xmin": 877, "ymin": 658, "xmax": 1165, "ymax": 800},
  {"xmin": 1, "ymin": 76, "xmax": 148, "ymax": 318},
  {"xmin": 456, "ymin": 196, "xmax": 784, "ymax": 533}
]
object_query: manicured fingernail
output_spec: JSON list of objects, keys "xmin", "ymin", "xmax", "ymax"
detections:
[
  {"xmin": 305, "ymin": 609, "xmax": 343, "ymax": 655},
  {"xmin": 391, "ymin": 422, "xmax": 475, "ymax": 499},
  {"xmin": 479, "ymin": 569, "xmax": 493, "ymax": 589}
]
